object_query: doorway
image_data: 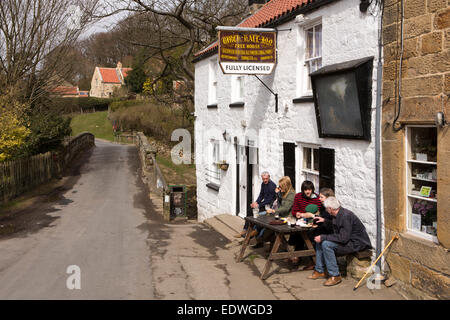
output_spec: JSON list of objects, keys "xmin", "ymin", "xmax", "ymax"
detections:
[
  {"xmin": 236, "ymin": 141, "xmax": 257, "ymax": 219},
  {"xmin": 283, "ymin": 142, "xmax": 296, "ymax": 189}
]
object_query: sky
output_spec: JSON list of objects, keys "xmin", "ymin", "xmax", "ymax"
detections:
[{"xmin": 81, "ymin": 6, "xmax": 130, "ymax": 39}]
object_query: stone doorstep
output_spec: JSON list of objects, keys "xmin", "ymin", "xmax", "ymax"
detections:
[
  {"xmin": 215, "ymin": 214, "xmax": 245, "ymax": 234},
  {"xmin": 204, "ymin": 216, "xmax": 240, "ymax": 242}
]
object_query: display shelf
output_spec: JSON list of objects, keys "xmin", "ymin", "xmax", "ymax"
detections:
[
  {"xmin": 407, "ymin": 160, "xmax": 437, "ymax": 165},
  {"xmin": 411, "ymin": 176, "xmax": 437, "ymax": 183},
  {"xmin": 408, "ymin": 194, "xmax": 437, "ymax": 203}
]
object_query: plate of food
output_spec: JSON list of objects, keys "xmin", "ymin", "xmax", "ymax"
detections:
[
  {"xmin": 270, "ymin": 218, "xmax": 287, "ymax": 225},
  {"xmin": 296, "ymin": 220, "xmax": 312, "ymax": 227}
]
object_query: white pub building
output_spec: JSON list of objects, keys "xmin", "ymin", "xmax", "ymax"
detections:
[{"xmin": 193, "ymin": 0, "xmax": 383, "ymax": 248}]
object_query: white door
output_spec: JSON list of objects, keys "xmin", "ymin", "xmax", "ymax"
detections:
[{"xmin": 238, "ymin": 145, "xmax": 247, "ymax": 219}]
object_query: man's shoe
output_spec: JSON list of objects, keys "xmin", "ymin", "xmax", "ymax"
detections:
[
  {"xmin": 323, "ymin": 276, "xmax": 342, "ymax": 286},
  {"xmin": 308, "ymin": 271, "xmax": 327, "ymax": 280},
  {"xmin": 234, "ymin": 230, "xmax": 247, "ymax": 238}
]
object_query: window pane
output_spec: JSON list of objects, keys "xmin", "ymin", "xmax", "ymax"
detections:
[
  {"xmin": 213, "ymin": 142, "xmax": 220, "ymax": 163},
  {"xmin": 411, "ymin": 127, "xmax": 437, "ymax": 162},
  {"xmin": 315, "ymin": 24, "xmax": 322, "ymax": 57},
  {"xmin": 303, "ymin": 147, "xmax": 312, "ymax": 169},
  {"xmin": 305, "ymin": 61, "xmax": 312, "ymax": 91},
  {"xmin": 410, "ymin": 199, "xmax": 437, "ymax": 235},
  {"xmin": 312, "ymin": 60, "xmax": 319, "ymax": 73},
  {"xmin": 306, "ymin": 27, "xmax": 314, "ymax": 59},
  {"xmin": 313, "ymin": 148, "xmax": 319, "ymax": 171},
  {"xmin": 317, "ymin": 57, "xmax": 322, "ymax": 69},
  {"xmin": 305, "ymin": 173, "xmax": 320, "ymax": 190}
]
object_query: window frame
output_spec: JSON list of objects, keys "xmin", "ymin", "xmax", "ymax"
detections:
[
  {"xmin": 297, "ymin": 19, "xmax": 322, "ymax": 98},
  {"xmin": 300, "ymin": 144, "xmax": 320, "ymax": 189},
  {"xmin": 206, "ymin": 139, "xmax": 221, "ymax": 187},
  {"xmin": 208, "ymin": 59, "xmax": 218, "ymax": 105},
  {"xmin": 405, "ymin": 125, "xmax": 438, "ymax": 244},
  {"xmin": 231, "ymin": 75, "xmax": 245, "ymax": 104}
]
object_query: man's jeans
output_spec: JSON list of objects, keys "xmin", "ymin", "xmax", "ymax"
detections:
[
  {"xmin": 314, "ymin": 240, "xmax": 340, "ymax": 277},
  {"xmin": 255, "ymin": 211, "xmax": 267, "ymax": 238}
]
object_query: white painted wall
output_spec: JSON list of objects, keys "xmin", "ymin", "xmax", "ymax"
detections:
[{"xmin": 194, "ymin": 0, "xmax": 382, "ymax": 245}]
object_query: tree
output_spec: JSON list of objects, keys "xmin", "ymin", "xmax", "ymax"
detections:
[
  {"xmin": 22, "ymin": 111, "xmax": 73, "ymax": 156},
  {"xmin": 97, "ymin": 0, "xmax": 248, "ymax": 106},
  {"xmin": 0, "ymin": 95, "xmax": 30, "ymax": 161},
  {"xmin": 0, "ymin": 0, "xmax": 98, "ymax": 102},
  {"xmin": 125, "ymin": 54, "xmax": 147, "ymax": 93}
]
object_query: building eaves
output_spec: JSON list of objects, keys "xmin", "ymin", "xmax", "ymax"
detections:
[{"xmin": 193, "ymin": 0, "xmax": 338, "ymax": 64}]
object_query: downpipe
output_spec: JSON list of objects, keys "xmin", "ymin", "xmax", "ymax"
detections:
[{"xmin": 375, "ymin": 4, "xmax": 384, "ymax": 270}]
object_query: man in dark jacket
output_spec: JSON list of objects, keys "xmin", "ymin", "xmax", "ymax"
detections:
[
  {"xmin": 251, "ymin": 172, "xmax": 277, "ymax": 212},
  {"xmin": 308, "ymin": 197, "xmax": 372, "ymax": 286},
  {"xmin": 234, "ymin": 171, "xmax": 277, "ymax": 238}
]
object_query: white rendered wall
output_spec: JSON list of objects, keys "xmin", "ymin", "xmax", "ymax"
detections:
[{"xmin": 194, "ymin": 0, "xmax": 382, "ymax": 246}]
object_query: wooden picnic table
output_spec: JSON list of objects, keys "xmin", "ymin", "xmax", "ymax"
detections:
[{"xmin": 236, "ymin": 215, "xmax": 316, "ymax": 280}]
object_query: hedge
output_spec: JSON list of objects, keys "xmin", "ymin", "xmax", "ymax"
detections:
[{"xmin": 49, "ymin": 97, "xmax": 114, "ymax": 114}]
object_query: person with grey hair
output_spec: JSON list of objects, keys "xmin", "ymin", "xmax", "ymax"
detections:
[
  {"xmin": 234, "ymin": 171, "xmax": 277, "ymax": 238},
  {"xmin": 308, "ymin": 197, "xmax": 372, "ymax": 286}
]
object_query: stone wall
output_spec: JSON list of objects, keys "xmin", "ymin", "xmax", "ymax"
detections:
[
  {"xmin": 135, "ymin": 132, "xmax": 198, "ymax": 221},
  {"xmin": 382, "ymin": 0, "xmax": 450, "ymax": 299}
]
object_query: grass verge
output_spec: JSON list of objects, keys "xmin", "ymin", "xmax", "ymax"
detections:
[
  {"xmin": 70, "ymin": 111, "xmax": 114, "ymax": 141},
  {"xmin": 156, "ymin": 153, "xmax": 196, "ymax": 186}
]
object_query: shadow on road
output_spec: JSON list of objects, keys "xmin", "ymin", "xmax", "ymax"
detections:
[{"xmin": 0, "ymin": 147, "xmax": 95, "ymax": 240}]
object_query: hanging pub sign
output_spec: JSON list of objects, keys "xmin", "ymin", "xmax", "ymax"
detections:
[{"xmin": 217, "ymin": 27, "xmax": 277, "ymax": 75}]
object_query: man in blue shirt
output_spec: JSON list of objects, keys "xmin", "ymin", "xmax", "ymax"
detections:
[{"xmin": 235, "ymin": 171, "xmax": 277, "ymax": 238}]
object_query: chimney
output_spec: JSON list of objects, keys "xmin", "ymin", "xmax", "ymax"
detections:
[{"xmin": 249, "ymin": 0, "xmax": 267, "ymax": 15}]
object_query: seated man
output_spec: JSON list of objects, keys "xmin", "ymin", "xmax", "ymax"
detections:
[
  {"xmin": 234, "ymin": 171, "xmax": 277, "ymax": 238},
  {"xmin": 309, "ymin": 197, "xmax": 372, "ymax": 286}
]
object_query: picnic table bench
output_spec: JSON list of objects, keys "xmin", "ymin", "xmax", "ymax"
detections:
[{"xmin": 236, "ymin": 215, "xmax": 316, "ymax": 280}]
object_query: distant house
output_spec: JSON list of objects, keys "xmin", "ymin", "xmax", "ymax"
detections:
[
  {"xmin": 89, "ymin": 62, "xmax": 132, "ymax": 98},
  {"xmin": 50, "ymin": 85, "xmax": 80, "ymax": 98}
]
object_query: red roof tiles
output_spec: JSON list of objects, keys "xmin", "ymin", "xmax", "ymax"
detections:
[
  {"xmin": 194, "ymin": 0, "xmax": 316, "ymax": 58},
  {"xmin": 98, "ymin": 67, "xmax": 132, "ymax": 83},
  {"xmin": 51, "ymin": 86, "xmax": 79, "ymax": 96},
  {"xmin": 99, "ymin": 68, "xmax": 121, "ymax": 83}
]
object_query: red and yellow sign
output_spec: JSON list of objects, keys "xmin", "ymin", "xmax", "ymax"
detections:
[{"xmin": 219, "ymin": 30, "xmax": 276, "ymax": 75}]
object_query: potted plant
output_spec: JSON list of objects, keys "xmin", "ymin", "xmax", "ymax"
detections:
[{"xmin": 216, "ymin": 160, "xmax": 229, "ymax": 171}]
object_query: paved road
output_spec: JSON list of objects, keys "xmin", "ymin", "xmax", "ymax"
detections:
[{"xmin": 0, "ymin": 140, "xmax": 154, "ymax": 299}]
